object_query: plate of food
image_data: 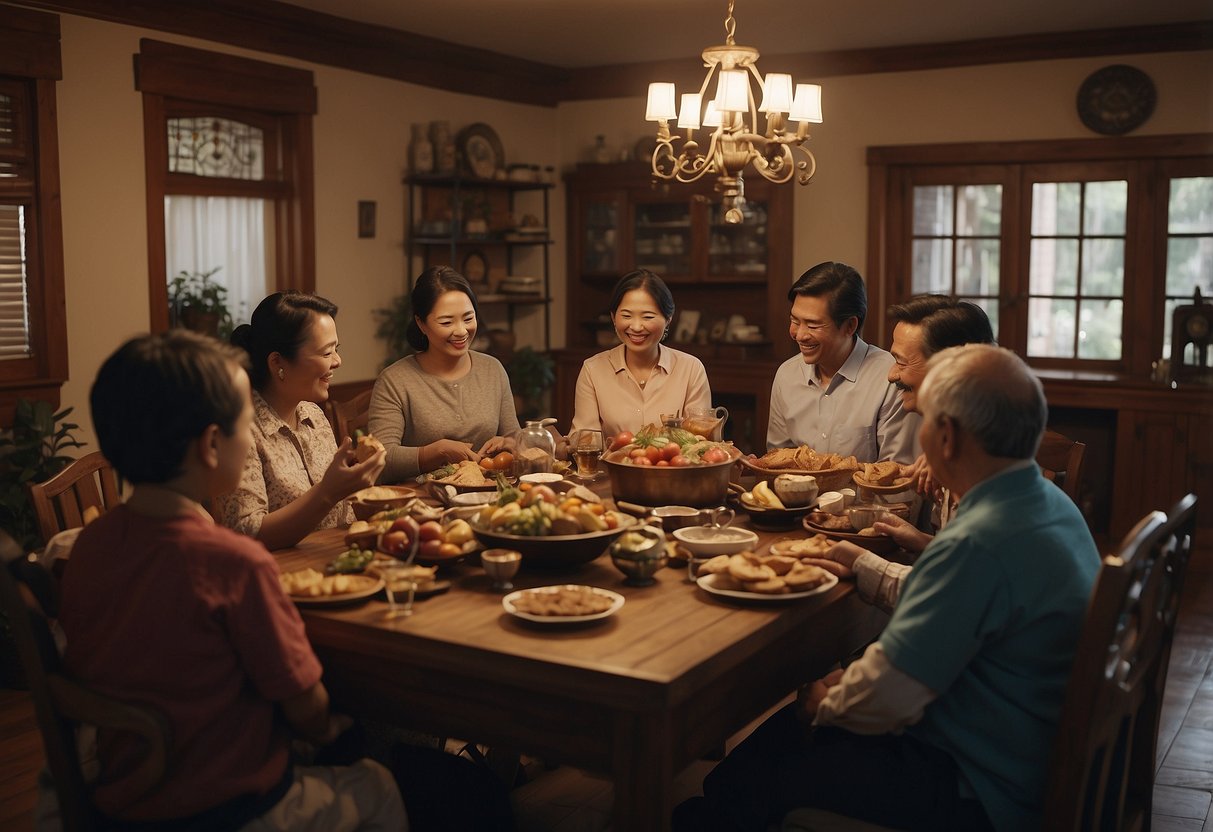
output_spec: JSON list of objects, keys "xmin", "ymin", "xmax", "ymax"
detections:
[
  {"xmin": 696, "ymin": 569, "xmax": 837, "ymax": 602},
  {"xmin": 742, "ymin": 446, "xmax": 859, "ymax": 492},
  {"xmin": 279, "ymin": 568, "xmax": 384, "ymax": 606},
  {"xmin": 502, "ymin": 584, "xmax": 625, "ymax": 624},
  {"xmin": 765, "ymin": 534, "xmax": 835, "ymax": 558},
  {"xmin": 727, "ymin": 484, "xmax": 815, "ymax": 530},
  {"xmin": 424, "ymin": 460, "xmax": 500, "ymax": 491},
  {"xmin": 802, "ymin": 511, "xmax": 899, "ymax": 555},
  {"xmin": 852, "ymin": 461, "xmax": 915, "ymax": 494}
]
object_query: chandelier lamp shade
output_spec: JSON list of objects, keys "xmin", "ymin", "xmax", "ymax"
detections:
[{"xmin": 645, "ymin": 0, "xmax": 823, "ymax": 223}]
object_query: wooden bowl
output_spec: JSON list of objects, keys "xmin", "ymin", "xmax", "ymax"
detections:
[{"xmin": 350, "ymin": 485, "xmax": 420, "ymax": 521}]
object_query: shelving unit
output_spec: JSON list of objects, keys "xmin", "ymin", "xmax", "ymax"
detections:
[{"xmin": 405, "ymin": 173, "xmax": 554, "ymax": 350}]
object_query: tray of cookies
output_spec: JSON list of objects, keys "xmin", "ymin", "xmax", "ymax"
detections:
[{"xmin": 694, "ymin": 551, "xmax": 838, "ymax": 601}]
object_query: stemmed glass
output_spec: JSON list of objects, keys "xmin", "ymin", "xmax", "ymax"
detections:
[
  {"xmin": 382, "ymin": 533, "xmax": 420, "ymax": 620},
  {"xmin": 570, "ymin": 429, "xmax": 605, "ymax": 481}
]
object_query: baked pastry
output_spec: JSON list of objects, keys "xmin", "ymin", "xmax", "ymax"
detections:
[{"xmin": 354, "ymin": 433, "xmax": 385, "ymax": 463}]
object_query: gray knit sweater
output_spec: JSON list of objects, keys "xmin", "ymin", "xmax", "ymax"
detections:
[{"xmin": 369, "ymin": 351, "xmax": 520, "ymax": 482}]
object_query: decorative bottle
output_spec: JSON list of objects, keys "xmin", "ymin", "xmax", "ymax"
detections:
[
  {"xmin": 430, "ymin": 120, "xmax": 455, "ymax": 174},
  {"xmin": 515, "ymin": 418, "xmax": 557, "ymax": 476},
  {"xmin": 409, "ymin": 123, "xmax": 433, "ymax": 174}
]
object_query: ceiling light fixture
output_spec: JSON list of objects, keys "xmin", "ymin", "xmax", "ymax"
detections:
[{"xmin": 645, "ymin": 0, "xmax": 823, "ymax": 223}]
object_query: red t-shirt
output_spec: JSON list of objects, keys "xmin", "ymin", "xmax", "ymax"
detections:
[{"xmin": 60, "ymin": 506, "xmax": 322, "ymax": 820}]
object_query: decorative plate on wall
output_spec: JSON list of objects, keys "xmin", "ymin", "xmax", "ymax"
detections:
[
  {"xmin": 462, "ymin": 250, "xmax": 488, "ymax": 285},
  {"xmin": 1076, "ymin": 65, "xmax": 1156, "ymax": 136},
  {"xmin": 456, "ymin": 123, "xmax": 504, "ymax": 179}
]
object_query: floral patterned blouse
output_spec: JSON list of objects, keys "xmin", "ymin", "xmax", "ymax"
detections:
[{"xmin": 214, "ymin": 391, "xmax": 353, "ymax": 540}]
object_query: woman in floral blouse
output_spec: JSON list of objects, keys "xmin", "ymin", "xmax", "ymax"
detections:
[{"xmin": 215, "ymin": 291, "xmax": 384, "ymax": 549}]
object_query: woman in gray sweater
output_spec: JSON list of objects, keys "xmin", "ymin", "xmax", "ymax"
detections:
[{"xmin": 369, "ymin": 266, "xmax": 520, "ymax": 482}]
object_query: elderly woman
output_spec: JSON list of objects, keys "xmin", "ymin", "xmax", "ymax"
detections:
[
  {"xmin": 570, "ymin": 269, "xmax": 711, "ymax": 441},
  {"xmin": 215, "ymin": 291, "xmax": 385, "ymax": 549},
  {"xmin": 369, "ymin": 266, "xmax": 520, "ymax": 482}
]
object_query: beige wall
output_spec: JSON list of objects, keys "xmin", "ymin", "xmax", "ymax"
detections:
[{"xmin": 47, "ymin": 11, "xmax": 1213, "ymax": 445}]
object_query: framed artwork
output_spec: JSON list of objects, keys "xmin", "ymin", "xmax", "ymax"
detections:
[
  {"xmin": 462, "ymin": 249, "xmax": 489, "ymax": 285},
  {"xmin": 674, "ymin": 309, "xmax": 699, "ymax": 343},
  {"xmin": 357, "ymin": 201, "xmax": 376, "ymax": 239}
]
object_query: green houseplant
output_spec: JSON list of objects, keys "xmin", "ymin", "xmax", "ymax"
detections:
[
  {"xmin": 0, "ymin": 398, "xmax": 85, "ymax": 551},
  {"xmin": 507, "ymin": 346, "xmax": 555, "ymax": 421},
  {"xmin": 169, "ymin": 267, "xmax": 233, "ymax": 338}
]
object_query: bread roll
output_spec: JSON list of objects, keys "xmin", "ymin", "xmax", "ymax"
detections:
[{"xmin": 355, "ymin": 433, "xmax": 385, "ymax": 463}]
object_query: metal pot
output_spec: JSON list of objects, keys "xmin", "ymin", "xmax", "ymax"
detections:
[{"xmin": 603, "ymin": 448, "xmax": 740, "ymax": 508}]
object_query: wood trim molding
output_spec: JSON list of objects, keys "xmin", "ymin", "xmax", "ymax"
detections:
[
  {"xmin": 0, "ymin": 6, "xmax": 61, "ymax": 79},
  {"xmin": 868, "ymin": 133, "xmax": 1213, "ymax": 166},
  {"xmin": 7, "ymin": 1, "xmax": 1210, "ymax": 106}
]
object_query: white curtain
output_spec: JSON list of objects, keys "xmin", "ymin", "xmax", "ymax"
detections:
[{"xmin": 165, "ymin": 195, "xmax": 270, "ymax": 327}]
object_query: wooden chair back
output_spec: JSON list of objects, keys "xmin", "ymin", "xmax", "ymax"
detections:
[
  {"xmin": 1036, "ymin": 429, "xmax": 1086, "ymax": 504},
  {"xmin": 0, "ymin": 531, "xmax": 169, "ymax": 831},
  {"xmin": 329, "ymin": 388, "xmax": 374, "ymax": 442},
  {"xmin": 26, "ymin": 452, "xmax": 123, "ymax": 544},
  {"xmin": 1043, "ymin": 492, "xmax": 1197, "ymax": 831}
]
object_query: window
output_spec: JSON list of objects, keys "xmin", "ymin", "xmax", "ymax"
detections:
[
  {"xmin": 136, "ymin": 40, "xmax": 317, "ymax": 332},
  {"xmin": 869, "ymin": 135, "xmax": 1213, "ymax": 376},
  {"xmin": 0, "ymin": 8, "xmax": 66, "ymax": 418}
]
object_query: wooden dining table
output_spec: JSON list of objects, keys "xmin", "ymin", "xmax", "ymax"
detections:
[{"xmin": 274, "ymin": 495, "xmax": 890, "ymax": 832}]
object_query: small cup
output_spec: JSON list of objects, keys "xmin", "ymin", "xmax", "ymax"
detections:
[{"xmin": 481, "ymin": 548, "xmax": 522, "ymax": 592}]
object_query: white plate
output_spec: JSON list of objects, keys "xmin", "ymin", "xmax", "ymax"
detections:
[
  {"xmin": 502, "ymin": 585, "xmax": 625, "ymax": 624},
  {"xmin": 696, "ymin": 571, "xmax": 838, "ymax": 603},
  {"xmin": 289, "ymin": 573, "xmax": 385, "ymax": 607}
]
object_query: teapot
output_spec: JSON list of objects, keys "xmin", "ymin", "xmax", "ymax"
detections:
[{"xmin": 681, "ymin": 406, "xmax": 729, "ymax": 441}]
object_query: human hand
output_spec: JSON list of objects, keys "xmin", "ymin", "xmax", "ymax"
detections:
[
  {"xmin": 904, "ymin": 453, "xmax": 939, "ymax": 497},
  {"xmin": 872, "ymin": 514, "xmax": 933, "ymax": 553},
  {"xmin": 319, "ymin": 438, "xmax": 386, "ymax": 502},
  {"xmin": 796, "ymin": 668, "xmax": 845, "ymax": 724},
  {"xmin": 799, "ymin": 541, "xmax": 868, "ymax": 580},
  {"xmin": 428, "ymin": 438, "xmax": 477, "ymax": 466},
  {"xmin": 477, "ymin": 435, "xmax": 516, "ymax": 457}
]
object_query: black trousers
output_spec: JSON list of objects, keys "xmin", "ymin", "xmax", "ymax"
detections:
[{"xmin": 672, "ymin": 703, "xmax": 993, "ymax": 832}]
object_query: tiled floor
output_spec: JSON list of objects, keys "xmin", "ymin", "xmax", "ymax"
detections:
[{"xmin": 2, "ymin": 547, "xmax": 1211, "ymax": 832}]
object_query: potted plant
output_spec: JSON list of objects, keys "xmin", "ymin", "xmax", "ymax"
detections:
[
  {"xmin": 168, "ymin": 267, "xmax": 233, "ymax": 338},
  {"xmin": 506, "ymin": 346, "xmax": 555, "ymax": 421},
  {"xmin": 0, "ymin": 398, "xmax": 85, "ymax": 552}
]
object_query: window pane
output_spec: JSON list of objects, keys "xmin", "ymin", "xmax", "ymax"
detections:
[
  {"xmin": 0, "ymin": 92, "xmax": 14, "ymax": 149},
  {"xmin": 913, "ymin": 186, "xmax": 952, "ymax": 235},
  {"xmin": 958, "ymin": 296, "xmax": 999, "ymax": 341},
  {"xmin": 1166, "ymin": 237, "xmax": 1213, "ymax": 297},
  {"xmin": 1030, "ymin": 238, "xmax": 1078, "ymax": 294},
  {"xmin": 1081, "ymin": 238, "xmax": 1124, "ymax": 296},
  {"xmin": 1077, "ymin": 299, "xmax": 1122, "ymax": 360},
  {"xmin": 1031, "ymin": 182, "xmax": 1080, "ymax": 235},
  {"xmin": 1028, "ymin": 297, "xmax": 1076, "ymax": 358},
  {"xmin": 912, "ymin": 239, "xmax": 952, "ymax": 293},
  {"xmin": 1168, "ymin": 177, "xmax": 1213, "ymax": 234},
  {"xmin": 955, "ymin": 239, "xmax": 1000, "ymax": 296},
  {"xmin": 0, "ymin": 203, "xmax": 31, "ymax": 360},
  {"xmin": 956, "ymin": 184, "xmax": 1002, "ymax": 236},
  {"xmin": 1083, "ymin": 180, "xmax": 1127, "ymax": 235},
  {"xmin": 168, "ymin": 117, "xmax": 265, "ymax": 180},
  {"xmin": 1162, "ymin": 298, "xmax": 1178, "ymax": 360}
]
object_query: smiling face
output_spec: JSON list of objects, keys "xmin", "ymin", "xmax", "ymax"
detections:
[
  {"xmin": 888, "ymin": 321, "xmax": 931, "ymax": 413},
  {"xmin": 612, "ymin": 288, "xmax": 668, "ymax": 357},
  {"xmin": 788, "ymin": 294, "xmax": 857, "ymax": 374},
  {"xmin": 279, "ymin": 313, "xmax": 341, "ymax": 404},
  {"xmin": 418, "ymin": 289, "xmax": 476, "ymax": 358}
]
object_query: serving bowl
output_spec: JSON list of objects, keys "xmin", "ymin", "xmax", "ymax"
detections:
[
  {"xmin": 672, "ymin": 525, "xmax": 760, "ymax": 557},
  {"xmin": 471, "ymin": 514, "xmax": 639, "ymax": 568},
  {"xmin": 602, "ymin": 445, "xmax": 742, "ymax": 508},
  {"xmin": 349, "ymin": 485, "xmax": 421, "ymax": 520}
]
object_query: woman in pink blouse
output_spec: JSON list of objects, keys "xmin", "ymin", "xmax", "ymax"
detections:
[
  {"xmin": 571, "ymin": 269, "xmax": 712, "ymax": 441},
  {"xmin": 215, "ymin": 292, "xmax": 385, "ymax": 549}
]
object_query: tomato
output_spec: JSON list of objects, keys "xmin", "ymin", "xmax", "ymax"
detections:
[
  {"xmin": 610, "ymin": 431, "xmax": 634, "ymax": 452},
  {"xmin": 655, "ymin": 459, "xmax": 669, "ymax": 467},
  {"xmin": 494, "ymin": 451, "xmax": 514, "ymax": 470},
  {"xmin": 645, "ymin": 445, "xmax": 662, "ymax": 464},
  {"xmin": 702, "ymin": 447, "xmax": 730, "ymax": 464},
  {"xmin": 670, "ymin": 455, "xmax": 690, "ymax": 467},
  {"xmin": 661, "ymin": 441, "xmax": 681, "ymax": 461},
  {"xmin": 479, "ymin": 457, "xmax": 494, "ymax": 470}
]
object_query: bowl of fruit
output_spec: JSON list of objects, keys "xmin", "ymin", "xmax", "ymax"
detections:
[
  {"xmin": 377, "ymin": 514, "xmax": 480, "ymax": 567},
  {"xmin": 601, "ymin": 425, "xmax": 742, "ymax": 508},
  {"xmin": 470, "ymin": 481, "xmax": 637, "ymax": 567}
]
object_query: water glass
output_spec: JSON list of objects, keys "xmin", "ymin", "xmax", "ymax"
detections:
[{"xmin": 571, "ymin": 429, "xmax": 605, "ymax": 480}]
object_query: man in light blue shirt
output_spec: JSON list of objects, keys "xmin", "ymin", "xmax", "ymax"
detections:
[{"xmin": 767, "ymin": 262, "xmax": 917, "ymax": 463}]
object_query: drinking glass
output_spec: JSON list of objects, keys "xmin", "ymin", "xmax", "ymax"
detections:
[
  {"xmin": 382, "ymin": 535, "xmax": 420, "ymax": 620},
  {"xmin": 570, "ymin": 429, "xmax": 605, "ymax": 481}
]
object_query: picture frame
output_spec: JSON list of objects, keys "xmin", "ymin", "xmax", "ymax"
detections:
[
  {"xmin": 357, "ymin": 201, "xmax": 376, "ymax": 239},
  {"xmin": 461, "ymin": 249, "xmax": 489, "ymax": 286},
  {"xmin": 674, "ymin": 309, "xmax": 700, "ymax": 343}
]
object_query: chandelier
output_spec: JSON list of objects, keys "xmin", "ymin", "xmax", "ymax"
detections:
[{"xmin": 645, "ymin": 0, "xmax": 823, "ymax": 223}]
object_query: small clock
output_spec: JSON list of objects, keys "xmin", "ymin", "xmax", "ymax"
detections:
[
  {"xmin": 1171, "ymin": 289, "xmax": 1213, "ymax": 386},
  {"xmin": 456, "ymin": 123, "xmax": 504, "ymax": 180},
  {"xmin": 1076, "ymin": 65, "xmax": 1156, "ymax": 136},
  {"xmin": 1186, "ymin": 313, "xmax": 1210, "ymax": 340}
]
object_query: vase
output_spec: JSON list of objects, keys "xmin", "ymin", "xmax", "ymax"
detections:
[
  {"xmin": 409, "ymin": 123, "xmax": 433, "ymax": 174},
  {"xmin": 429, "ymin": 120, "xmax": 455, "ymax": 174}
]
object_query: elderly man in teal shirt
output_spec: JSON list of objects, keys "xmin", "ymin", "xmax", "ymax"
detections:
[{"xmin": 675, "ymin": 345, "xmax": 1100, "ymax": 832}]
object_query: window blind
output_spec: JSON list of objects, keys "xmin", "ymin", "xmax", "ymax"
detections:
[{"xmin": 0, "ymin": 203, "xmax": 31, "ymax": 359}]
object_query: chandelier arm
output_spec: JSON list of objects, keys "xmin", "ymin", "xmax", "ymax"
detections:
[
  {"xmin": 749, "ymin": 145, "xmax": 796, "ymax": 184},
  {"xmin": 794, "ymin": 145, "xmax": 818, "ymax": 185}
]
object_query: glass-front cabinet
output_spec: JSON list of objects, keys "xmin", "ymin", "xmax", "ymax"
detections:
[{"xmin": 581, "ymin": 196, "xmax": 621, "ymax": 276}]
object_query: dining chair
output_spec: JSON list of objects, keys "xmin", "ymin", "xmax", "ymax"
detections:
[
  {"xmin": 1042, "ymin": 491, "xmax": 1197, "ymax": 831},
  {"xmin": 328, "ymin": 388, "xmax": 374, "ymax": 442},
  {"xmin": 26, "ymin": 452, "xmax": 123, "ymax": 544},
  {"xmin": 0, "ymin": 530, "xmax": 170, "ymax": 832},
  {"xmin": 1035, "ymin": 429, "xmax": 1086, "ymax": 505}
]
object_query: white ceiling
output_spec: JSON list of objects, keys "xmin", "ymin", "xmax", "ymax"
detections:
[{"xmin": 281, "ymin": 0, "xmax": 1211, "ymax": 68}]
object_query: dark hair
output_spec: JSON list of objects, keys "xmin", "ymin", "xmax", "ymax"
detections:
[
  {"xmin": 887, "ymin": 295, "xmax": 995, "ymax": 357},
  {"xmin": 608, "ymin": 269, "xmax": 675, "ymax": 320},
  {"xmin": 229, "ymin": 291, "xmax": 338, "ymax": 391},
  {"xmin": 90, "ymin": 330, "xmax": 249, "ymax": 484},
  {"xmin": 787, "ymin": 261, "xmax": 868, "ymax": 332},
  {"xmin": 407, "ymin": 266, "xmax": 481, "ymax": 352}
]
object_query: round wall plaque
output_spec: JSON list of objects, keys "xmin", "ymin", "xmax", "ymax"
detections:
[{"xmin": 1076, "ymin": 65, "xmax": 1156, "ymax": 136}]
